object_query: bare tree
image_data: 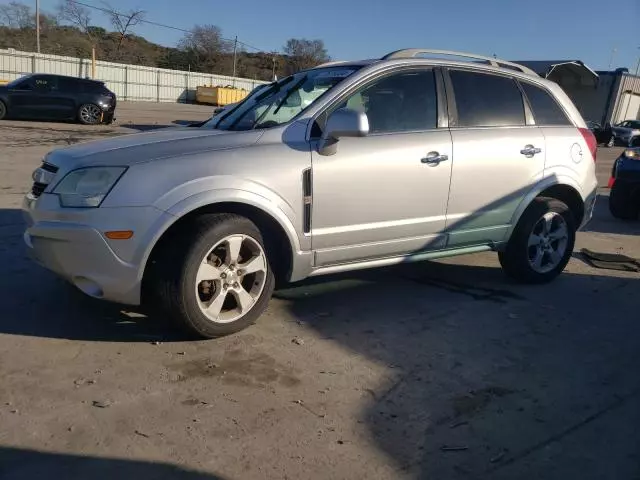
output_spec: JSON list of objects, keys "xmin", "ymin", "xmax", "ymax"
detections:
[
  {"xmin": 0, "ymin": 1, "xmax": 34, "ymax": 29},
  {"xmin": 57, "ymin": 0, "xmax": 93, "ymax": 38},
  {"xmin": 178, "ymin": 24, "xmax": 231, "ymax": 71},
  {"xmin": 283, "ymin": 38, "xmax": 330, "ymax": 73},
  {"xmin": 101, "ymin": 2, "xmax": 145, "ymax": 53}
]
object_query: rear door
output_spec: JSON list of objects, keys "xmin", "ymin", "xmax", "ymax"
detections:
[
  {"xmin": 9, "ymin": 75, "xmax": 60, "ymax": 119},
  {"xmin": 444, "ymin": 69, "xmax": 546, "ymax": 247}
]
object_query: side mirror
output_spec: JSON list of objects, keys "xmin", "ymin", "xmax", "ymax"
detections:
[{"xmin": 318, "ymin": 108, "xmax": 369, "ymax": 156}]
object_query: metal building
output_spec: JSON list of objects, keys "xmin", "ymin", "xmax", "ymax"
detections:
[{"xmin": 515, "ymin": 60, "xmax": 640, "ymax": 126}]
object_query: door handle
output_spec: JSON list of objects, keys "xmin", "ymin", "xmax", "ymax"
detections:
[
  {"xmin": 520, "ymin": 145, "xmax": 542, "ymax": 157},
  {"xmin": 421, "ymin": 151, "xmax": 449, "ymax": 165}
]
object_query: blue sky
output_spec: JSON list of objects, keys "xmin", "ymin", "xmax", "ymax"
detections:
[{"xmin": 13, "ymin": 0, "xmax": 640, "ymax": 71}]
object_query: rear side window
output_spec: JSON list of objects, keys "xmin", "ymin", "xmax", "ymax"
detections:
[
  {"xmin": 57, "ymin": 77, "xmax": 78, "ymax": 93},
  {"xmin": 449, "ymin": 70, "xmax": 525, "ymax": 127},
  {"xmin": 81, "ymin": 81, "xmax": 107, "ymax": 94},
  {"xmin": 521, "ymin": 82, "xmax": 571, "ymax": 126}
]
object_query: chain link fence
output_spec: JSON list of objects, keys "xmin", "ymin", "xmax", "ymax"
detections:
[{"xmin": 0, "ymin": 48, "xmax": 268, "ymax": 103}]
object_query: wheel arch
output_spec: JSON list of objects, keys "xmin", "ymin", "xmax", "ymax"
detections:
[
  {"xmin": 507, "ymin": 178, "xmax": 586, "ymax": 239},
  {"xmin": 141, "ymin": 198, "xmax": 299, "ymax": 301}
]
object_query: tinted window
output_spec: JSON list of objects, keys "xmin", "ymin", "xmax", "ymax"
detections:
[
  {"xmin": 336, "ymin": 70, "xmax": 438, "ymax": 134},
  {"xmin": 450, "ymin": 70, "xmax": 525, "ymax": 127},
  {"xmin": 33, "ymin": 76, "xmax": 57, "ymax": 91},
  {"xmin": 81, "ymin": 81, "xmax": 106, "ymax": 94},
  {"xmin": 57, "ymin": 77, "xmax": 79, "ymax": 92},
  {"xmin": 521, "ymin": 82, "xmax": 570, "ymax": 126}
]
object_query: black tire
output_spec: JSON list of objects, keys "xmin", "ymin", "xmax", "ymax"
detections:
[
  {"xmin": 77, "ymin": 103, "xmax": 102, "ymax": 125},
  {"xmin": 151, "ymin": 213, "xmax": 275, "ymax": 338},
  {"xmin": 609, "ymin": 182, "xmax": 638, "ymax": 220},
  {"xmin": 0, "ymin": 100, "xmax": 6, "ymax": 120},
  {"xmin": 499, "ymin": 197, "xmax": 576, "ymax": 284}
]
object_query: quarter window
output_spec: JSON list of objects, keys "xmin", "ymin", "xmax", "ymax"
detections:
[
  {"xmin": 521, "ymin": 82, "xmax": 571, "ymax": 126},
  {"xmin": 333, "ymin": 70, "xmax": 438, "ymax": 134},
  {"xmin": 449, "ymin": 70, "xmax": 525, "ymax": 127}
]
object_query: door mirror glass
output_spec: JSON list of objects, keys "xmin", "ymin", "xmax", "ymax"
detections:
[{"xmin": 318, "ymin": 108, "xmax": 369, "ymax": 156}]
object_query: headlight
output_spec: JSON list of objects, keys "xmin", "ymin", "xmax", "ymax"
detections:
[{"xmin": 53, "ymin": 166, "xmax": 126, "ymax": 207}]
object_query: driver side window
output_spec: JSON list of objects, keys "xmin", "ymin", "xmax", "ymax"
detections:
[{"xmin": 329, "ymin": 69, "xmax": 438, "ymax": 135}]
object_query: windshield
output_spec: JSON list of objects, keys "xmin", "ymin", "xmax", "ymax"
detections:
[
  {"xmin": 618, "ymin": 121, "xmax": 640, "ymax": 129},
  {"xmin": 210, "ymin": 66, "xmax": 361, "ymax": 131},
  {"xmin": 7, "ymin": 75, "xmax": 30, "ymax": 88}
]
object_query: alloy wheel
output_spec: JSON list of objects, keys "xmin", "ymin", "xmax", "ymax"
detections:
[{"xmin": 194, "ymin": 234, "xmax": 268, "ymax": 324}]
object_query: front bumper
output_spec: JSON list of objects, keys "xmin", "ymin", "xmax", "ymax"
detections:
[
  {"xmin": 24, "ymin": 222, "xmax": 141, "ymax": 304},
  {"xmin": 22, "ymin": 194, "xmax": 172, "ymax": 305}
]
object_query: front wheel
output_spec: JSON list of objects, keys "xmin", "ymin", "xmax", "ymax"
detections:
[
  {"xmin": 499, "ymin": 197, "xmax": 576, "ymax": 284},
  {"xmin": 153, "ymin": 214, "xmax": 275, "ymax": 338},
  {"xmin": 78, "ymin": 103, "xmax": 103, "ymax": 125}
]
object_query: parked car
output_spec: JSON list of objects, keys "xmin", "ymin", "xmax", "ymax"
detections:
[
  {"xmin": 608, "ymin": 147, "xmax": 640, "ymax": 219},
  {"xmin": 586, "ymin": 120, "xmax": 614, "ymax": 147},
  {"xmin": 611, "ymin": 120, "xmax": 640, "ymax": 147},
  {"xmin": 23, "ymin": 49, "xmax": 598, "ymax": 338},
  {"xmin": 0, "ymin": 74, "xmax": 116, "ymax": 125}
]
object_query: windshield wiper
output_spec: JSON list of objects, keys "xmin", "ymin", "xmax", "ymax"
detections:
[
  {"xmin": 272, "ymin": 75, "xmax": 307, "ymax": 116},
  {"xmin": 221, "ymin": 76, "xmax": 296, "ymax": 131}
]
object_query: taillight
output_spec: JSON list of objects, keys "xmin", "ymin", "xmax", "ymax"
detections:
[{"xmin": 579, "ymin": 128, "xmax": 597, "ymax": 163}]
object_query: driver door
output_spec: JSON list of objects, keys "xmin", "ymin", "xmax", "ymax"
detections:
[{"xmin": 310, "ymin": 68, "xmax": 453, "ymax": 266}]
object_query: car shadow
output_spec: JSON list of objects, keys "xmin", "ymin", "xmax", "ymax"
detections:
[
  {"xmin": 281, "ymin": 259, "xmax": 639, "ymax": 478},
  {"xmin": 0, "ymin": 446, "xmax": 227, "ymax": 480}
]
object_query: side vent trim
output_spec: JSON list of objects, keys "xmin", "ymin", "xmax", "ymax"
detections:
[{"xmin": 302, "ymin": 168, "xmax": 312, "ymax": 234}]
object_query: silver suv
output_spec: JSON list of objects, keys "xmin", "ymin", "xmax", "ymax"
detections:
[{"xmin": 23, "ymin": 49, "xmax": 599, "ymax": 338}]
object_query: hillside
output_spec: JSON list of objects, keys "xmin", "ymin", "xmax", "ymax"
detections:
[{"xmin": 0, "ymin": 25, "xmax": 289, "ymax": 81}]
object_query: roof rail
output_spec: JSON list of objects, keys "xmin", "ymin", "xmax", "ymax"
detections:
[{"xmin": 381, "ymin": 49, "xmax": 538, "ymax": 76}]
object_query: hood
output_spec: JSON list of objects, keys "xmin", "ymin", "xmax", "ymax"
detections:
[{"xmin": 46, "ymin": 127, "xmax": 263, "ymax": 169}]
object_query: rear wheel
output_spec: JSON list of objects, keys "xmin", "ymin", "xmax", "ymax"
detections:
[
  {"xmin": 152, "ymin": 214, "xmax": 275, "ymax": 338},
  {"xmin": 609, "ymin": 182, "xmax": 638, "ymax": 220},
  {"xmin": 0, "ymin": 100, "xmax": 6, "ymax": 120},
  {"xmin": 499, "ymin": 197, "xmax": 576, "ymax": 284},
  {"xmin": 78, "ymin": 103, "xmax": 102, "ymax": 125}
]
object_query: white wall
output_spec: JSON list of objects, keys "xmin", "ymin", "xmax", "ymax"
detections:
[{"xmin": 0, "ymin": 48, "xmax": 268, "ymax": 103}]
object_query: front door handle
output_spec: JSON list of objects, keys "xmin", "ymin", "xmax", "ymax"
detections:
[
  {"xmin": 421, "ymin": 151, "xmax": 449, "ymax": 165},
  {"xmin": 520, "ymin": 144, "xmax": 542, "ymax": 157}
]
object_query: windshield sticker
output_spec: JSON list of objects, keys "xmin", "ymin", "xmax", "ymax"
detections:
[{"xmin": 315, "ymin": 69, "xmax": 355, "ymax": 78}]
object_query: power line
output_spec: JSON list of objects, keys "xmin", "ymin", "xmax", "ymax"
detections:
[{"xmin": 67, "ymin": 0, "xmax": 272, "ymax": 53}]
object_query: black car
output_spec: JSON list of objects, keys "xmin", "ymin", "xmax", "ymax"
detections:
[
  {"xmin": 609, "ymin": 147, "xmax": 640, "ymax": 220},
  {"xmin": 0, "ymin": 74, "xmax": 116, "ymax": 125}
]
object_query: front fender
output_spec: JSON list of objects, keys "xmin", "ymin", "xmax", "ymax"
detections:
[
  {"xmin": 132, "ymin": 187, "xmax": 304, "ymax": 284},
  {"xmin": 166, "ymin": 188, "xmax": 302, "ymax": 252}
]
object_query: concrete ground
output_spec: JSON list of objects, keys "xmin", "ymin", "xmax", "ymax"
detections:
[{"xmin": 0, "ymin": 102, "xmax": 639, "ymax": 480}]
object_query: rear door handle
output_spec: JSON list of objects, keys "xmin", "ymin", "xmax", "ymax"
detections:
[
  {"xmin": 421, "ymin": 151, "xmax": 449, "ymax": 165},
  {"xmin": 520, "ymin": 144, "xmax": 542, "ymax": 157}
]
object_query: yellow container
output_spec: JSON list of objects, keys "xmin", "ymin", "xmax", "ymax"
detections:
[
  {"xmin": 196, "ymin": 86, "xmax": 248, "ymax": 106},
  {"xmin": 0, "ymin": 79, "xmax": 8, "ymax": 86}
]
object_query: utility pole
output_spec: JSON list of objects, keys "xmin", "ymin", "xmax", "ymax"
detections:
[
  {"xmin": 232, "ymin": 36, "xmax": 237, "ymax": 87},
  {"xmin": 608, "ymin": 47, "xmax": 617, "ymax": 69},
  {"xmin": 272, "ymin": 54, "xmax": 277, "ymax": 81},
  {"xmin": 35, "ymin": 0, "xmax": 40, "ymax": 53}
]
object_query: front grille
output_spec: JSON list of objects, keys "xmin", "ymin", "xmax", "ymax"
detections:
[{"xmin": 30, "ymin": 162, "xmax": 59, "ymax": 198}]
